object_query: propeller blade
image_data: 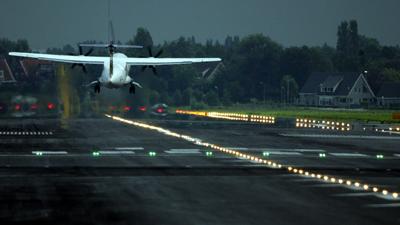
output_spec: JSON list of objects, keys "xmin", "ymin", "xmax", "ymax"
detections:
[
  {"xmin": 85, "ymin": 48, "xmax": 94, "ymax": 56},
  {"xmin": 78, "ymin": 46, "xmax": 83, "ymax": 55},
  {"xmin": 154, "ymin": 49, "xmax": 163, "ymax": 58},
  {"xmin": 109, "ymin": 20, "xmax": 115, "ymax": 44},
  {"xmin": 150, "ymin": 66, "xmax": 157, "ymax": 75},
  {"xmin": 80, "ymin": 65, "xmax": 87, "ymax": 74},
  {"xmin": 148, "ymin": 47, "xmax": 153, "ymax": 57}
]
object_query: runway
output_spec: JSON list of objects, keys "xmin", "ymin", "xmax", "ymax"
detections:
[{"xmin": 0, "ymin": 117, "xmax": 399, "ymax": 225}]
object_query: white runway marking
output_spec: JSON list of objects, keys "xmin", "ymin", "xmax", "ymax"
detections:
[
  {"xmin": 334, "ymin": 193, "xmax": 374, "ymax": 197},
  {"xmin": 294, "ymin": 149, "xmax": 326, "ymax": 153},
  {"xmin": 281, "ymin": 133, "xmax": 400, "ymax": 140},
  {"xmin": 99, "ymin": 151, "xmax": 135, "ymax": 155},
  {"xmin": 365, "ymin": 203, "xmax": 400, "ymax": 208},
  {"xmin": 165, "ymin": 149, "xmax": 201, "ymax": 154},
  {"xmin": 329, "ymin": 153, "xmax": 369, "ymax": 157},
  {"xmin": 224, "ymin": 147, "xmax": 249, "ymax": 150},
  {"xmin": 114, "ymin": 147, "xmax": 144, "ymax": 150},
  {"xmin": 268, "ymin": 151, "xmax": 302, "ymax": 156},
  {"xmin": 307, "ymin": 184, "xmax": 343, "ymax": 188},
  {"xmin": 31, "ymin": 151, "xmax": 68, "ymax": 155},
  {"xmin": 394, "ymin": 154, "xmax": 400, "ymax": 157}
]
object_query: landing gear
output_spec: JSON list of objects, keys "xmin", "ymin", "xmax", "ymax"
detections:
[
  {"xmin": 94, "ymin": 84, "xmax": 101, "ymax": 93},
  {"xmin": 129, "ymin": 84, "xmax": 135, "ymax": 94}
]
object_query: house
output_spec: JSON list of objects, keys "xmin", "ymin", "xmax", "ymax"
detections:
[
  {"xmin": 19, "ymin": 59, "xmax": 55, "ymax": 79},
  {"xmin": 376, "ymin": 82, "xmax": 400, "ymax": 108},
  {"xmin": 201, "ymin": 62, "xmax": 224, "ymax": 81},
  {"xmin": 0, "ymin": 58, "xmax": 16, "ymax": 84},
  {"xmin": 299, "ymin": 72, "xmax": 375, "ymax": 107}
]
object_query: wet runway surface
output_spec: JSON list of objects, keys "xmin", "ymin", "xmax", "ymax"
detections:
[{"xmin": 0, "ymin": 117, "xmax": 399, "ymax": 225}]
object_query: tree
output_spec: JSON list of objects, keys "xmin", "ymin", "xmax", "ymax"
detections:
[
  {"xmin": 336, "ymin": 21, "xmax": 349, "ymax": 55},
  {"xmin": 173, "ymin": 90, "xmax": 183, "ymax": 106},
  {"xmin": 381, "ymin": 68, "xmax": 400, "ymax": 82},
  {"xmin": 149, "ymin": 90, "xmax": 160, "ymax": 105},
  {"xmin": 132, "ymin": 27, "xmax": 153, "ymax": 47},
  {"xmin": 281, "ymin": 75, "xmax": 298, "ymax": 104},
  {"xmin": 335, "ymin": 20, "xmax": 361, "ymax": 71},
  {"xmin": 204, "ymin": 90, "xmax": 220, "ymax": 106},
  {"xmin": 182, "ymin": 88, "xmax": 193, "ymax": 106}
]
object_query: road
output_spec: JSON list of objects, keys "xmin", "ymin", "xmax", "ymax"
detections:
[{"xmin": 0, "ymin": 117, "xmax": 399, "ymax": 225}]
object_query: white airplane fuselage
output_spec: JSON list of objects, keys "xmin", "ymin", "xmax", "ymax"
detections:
[{"xmin": 98, "ymin": 53, "xmax": 132, "ymax": 88}]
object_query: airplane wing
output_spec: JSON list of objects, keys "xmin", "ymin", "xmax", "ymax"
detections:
[
  {"xmin": 9, "ymin": 52, "xmax": 106, "ymax": 65},
  {"xmin": 125, "ymin": 57, "xmax": 222, "ymax": 66}
]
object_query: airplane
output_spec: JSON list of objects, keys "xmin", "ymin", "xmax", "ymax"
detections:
[{"xmin": 8, "ymin": 30, "xmax": 221, "ymax": 94}]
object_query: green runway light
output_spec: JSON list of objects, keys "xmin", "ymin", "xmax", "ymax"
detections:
[
  {"xmin": 205, "ymin": 151, "xmax": 213, "ymax": 156},
  {"xmin": 376, "ymin": 154, "xmax": 384, "ymax": 159},
  {"xmin": 263, "ymin": 152, "xmax": 270, "ymax": 157},
  {"xmin": 35, "ymin": 152, "xmax": 43, "ymax": 156},
  {"xmin": 319, "ymin": 153, "xmax": 326, "ymax": 158},
  {"xmin": 92, "ymin": 152, "xmax": 100, "ymax": 157},
  {"xmin": 149, "ymin": 151, "xmax": 157, "ymax": 157}
]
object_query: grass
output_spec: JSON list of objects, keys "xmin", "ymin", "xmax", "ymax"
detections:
[{"xmin": 173, "ymin": 105, "xmax": 400, "ymax": 123}]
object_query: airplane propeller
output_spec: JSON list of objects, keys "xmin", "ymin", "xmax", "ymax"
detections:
[
  {"xmin": 141, "ymin": 46, "xmax": 163, "ymax": 75},
  {"xmin": 69, "ymin": 45, "xmax": 94, "ymax": 73}
]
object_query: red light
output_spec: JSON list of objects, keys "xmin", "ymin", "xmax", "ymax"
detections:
[
  {"xmin": 15, "ymin": 104, "xmax": 21, "ymax": 111},
  {"xmin": 31, "ymin": 104, "xmax": 38, "ymax": 110},
  {"xmin": 139, "ymin": 106, "xmax": 147, "ymax": 112},
  {"xmin": 157, "ymin": 108, "xmax": 164, "ymax": 113},
  {"xmin": 47, "ymin": 103, "xmax": 55, "ymax": 110},
  {"xmin": 123, "ymin": 106, "xmax": 131, "ymax": 112}
]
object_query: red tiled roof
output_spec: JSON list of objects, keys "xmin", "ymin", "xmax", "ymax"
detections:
[
  {"xmin": 0, "ymin": 58, "xmax": 16, "ymax": 83},
  {"xmin": 19, "ymin": 59, "xmax": 54, "ymax": 77}
]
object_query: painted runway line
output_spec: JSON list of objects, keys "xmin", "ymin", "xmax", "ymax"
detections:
[
  {"xmin": 329, "ymin": 153, "xmax": 369, "ymax": 157},
  {"xmin": 165, "ymin": 149, "xmax": 201, "ymax": 154},
  {"xmin": 98, "ymin": 151, "xmax": 135, "ymax": 155},
  {"xmin": 365, "ymin": 203, "xmax": 400, "ymax": 208},
  {"xmin": 114, "ymin": 147, "xmax": 144, "ymax": 150},
  {"xmin": 31, "ymin": 151, "xmax": 68, "ymax": 155},
  {"xmin": 281, "ymin": 133, "xmax": 400, "ymax": 140}
]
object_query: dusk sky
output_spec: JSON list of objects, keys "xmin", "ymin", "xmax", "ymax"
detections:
[{"xmin": 1, "ymin": 0, "xmax": 399, "ymax": 50}]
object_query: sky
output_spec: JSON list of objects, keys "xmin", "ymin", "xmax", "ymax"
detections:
[{"xmin": 1, "ymin": 0, "xmax": 399, "ymax": 50}]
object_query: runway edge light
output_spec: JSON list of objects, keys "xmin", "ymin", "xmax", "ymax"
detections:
[{"xmin": 106, "ymin": 114, "xmax": 400, "ymax": 202}]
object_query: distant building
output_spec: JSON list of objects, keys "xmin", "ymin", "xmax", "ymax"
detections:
[
  {"xmin": 299, "ymin": 72, "xmax": 375, "ymax": 107},
  {"xmin": 376, "ymin": 82, "xmax": 400, "ymax": 108},
  {"xmin": 19, "ymin": 59, "xmax": 55, "ymax": 79},
  {"xmin": 0, "ymin": 58, "xmax": 16, "ymax": 84},
  {"xmin": 201, "ymin": 62, "xmax": 224, "ymax": 81}
]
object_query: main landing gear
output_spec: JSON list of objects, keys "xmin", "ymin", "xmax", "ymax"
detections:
[
  {"xmin": 94, "ymin": 83, "xmax": 101, "ymax": 93},
  {"xmin": 129, "ymin": 84, "xmax": 136, "ymax": 94}
]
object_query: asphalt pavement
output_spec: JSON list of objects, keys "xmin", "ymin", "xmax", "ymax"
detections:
[{"xmin": 0, "ymin": 117, "xmax": 399, "ymax": 225}]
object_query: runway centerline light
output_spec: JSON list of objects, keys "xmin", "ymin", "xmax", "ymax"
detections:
[
  {"xmin": 149, "ymin": 151, "xmax": 157, "ymax": 157},
  {"xmin": 106, "ymin": 114, "xmax": 400, "ymax": 203}
]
